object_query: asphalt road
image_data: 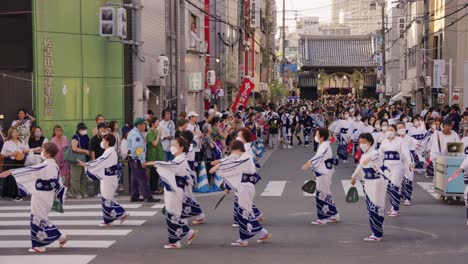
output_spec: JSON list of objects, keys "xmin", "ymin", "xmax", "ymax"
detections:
[{"xmin": 0, "ymin": 145, "xmax": 467, "ymax": 264}]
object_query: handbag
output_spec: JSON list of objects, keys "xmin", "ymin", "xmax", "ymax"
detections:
[
  {"xmin": 301, "ymin": 180, "xmax": 316, "ymax": 194},
  {"xmin": 345, "ymin": 186, "xmax": 359, "ymax": 203},
  {"xmin": 63, "ymin": 137, "xmax": 86, "ymax": 164}
]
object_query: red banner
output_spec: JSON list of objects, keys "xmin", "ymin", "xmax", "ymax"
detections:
[{"xmin": 231, "ymin": 78, "xmax": 255, "ymax": 112}]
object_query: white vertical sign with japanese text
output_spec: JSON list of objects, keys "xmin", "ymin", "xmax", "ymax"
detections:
[{"xmin": 250, "ymin": 0, "xmax": 261, "ymax": 28}]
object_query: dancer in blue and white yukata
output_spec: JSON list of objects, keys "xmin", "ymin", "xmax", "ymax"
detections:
[
  {"xmin": 407, "ymin": 116, "xmax": 427, "ymax": 172},
  {"xmin": 281, "ymin": 110, "xmax": 294, "ymax": 148},
  {"xmin": 351, "ymin": 112, "xmax": 365, "ymax": 164},
  {"xmin": 0, "ymin": 142, "xmax": 68, "ymax": 253},
  {"xmin": 379, "ymin": 125, "xmax": 412, "ymax": 217},
  {"xmin": 227, "ymin": 127, "xmax": 264, "ymax": 227},
  {"xmin": 351, "ymin": 133, "xmax": 387, "ymax": 242},
  {"xmin": 396, "ymin": 122, "xmax": 416, "ymax": 206},
  {"xmin": 331, "ymin": 110, "xmax": 353, "ymax": 164},
  {"xmin": 210, "ymin": 140, "xmax": 272, "ymax": 247},
  {"xmin": 301, "ymin": 128, "xmax": 340, "ymax": 225},
  {"xmin": 420, "ymin": 119, "xmax": 439, "ymax": 178},
  {"xmin": 146, "ymin": 137, "xmax": 199, "ymax": 249},
  {"xmin": 179, "ymin": 130, "xmax": 206, "ymax": 225},
  {"xmin": 77, "ymin": 134, "xmax": 129, "ymax": 227},
  {"xmin": 455, "ymin": 155, "xmax": 468, "ymax": 226}
]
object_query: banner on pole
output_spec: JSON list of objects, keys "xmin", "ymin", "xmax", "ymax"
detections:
[{"xmin": 231, "ymin": 78, "xmax": 255, "ymax": 112}]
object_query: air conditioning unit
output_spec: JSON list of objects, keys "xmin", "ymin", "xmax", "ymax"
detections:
[
  {"xmin": 425, "ymin": 76, "xmax": 432, "ymax": 87},
  {"xmin": 440, "ymin": 74, "xmax": 448, "ymax": 86},
  {"xmin": 199, "ymin": 41, "xmax": 208, "ymax": 53}
]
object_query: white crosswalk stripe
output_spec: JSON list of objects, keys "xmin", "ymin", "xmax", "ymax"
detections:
[
  {"xmin": 0, "ymin": 204, "xmax": 143, "ymax": 211},
  {"xmin": 0, "ymin": 201, "xmax": 163, "ymax": 262},
  {"xmin": 0, "ymin": 240, "xmax": 115, "ymax": 248},
  {"xmin": 0, "ymin": 211, "xmax": 157, "ymax": 218},
  {"xmin": 417, "ymin": 182, "xmax": 438, "ymax": 199},
  {"xmin": 0, "ymin": 229, "xmax": 132, "ymax": 236},
  {"xmin": 0, "ymin": 255, "xmax": 97, "ymax": 264},
  {"xmin": 341, "ymin": 180, "xmax": 365, "ymax": 197},
  {"xmin": 0, "ymin": 220, "xmax": 146, "ymax": 226},
  {"xmin": 260, "ymin": 181, "xmax": 287, "ymax": 196}
]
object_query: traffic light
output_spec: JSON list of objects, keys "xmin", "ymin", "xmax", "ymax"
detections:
[
  {"xmin": 117, "ymin": 7, "xmax": 127, "ymax": 39},
  {"xmin": 99, "ymin": 7, "xmax": 115, "ymax": 37}
]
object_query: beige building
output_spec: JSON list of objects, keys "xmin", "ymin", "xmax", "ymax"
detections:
[{"xmin": 331, "ymin": 0, "xmax": 381, "ymax": 35}]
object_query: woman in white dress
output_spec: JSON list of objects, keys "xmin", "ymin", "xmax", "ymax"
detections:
[
  {"xmin": 351, "ymin": 133, "xmax": 387, "ymax": 241},
  {"xmin": 0, "ymin": 142, "xmax": 68, "ymax": 253},
  {"xmin": 397, "ymin": 122, "xmax": 416, "ymax": 206},
  {"xmin": 77, "ymin": 134, "xmax": 129, "ymax": 226},
  {"xmin": 379, "ymin": 124, "xmax": 412, "ymax": 217},
  {"xmin": 302, "ymin": 128, "xmax": 340, "ymax": 225}
]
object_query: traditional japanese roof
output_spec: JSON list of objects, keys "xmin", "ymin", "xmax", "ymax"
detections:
[{"xmin": 300, "ymin": 35, "xmax": 377, "ymax": 68}]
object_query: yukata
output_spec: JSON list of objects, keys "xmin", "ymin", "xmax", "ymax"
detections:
[
  {"xmin": 308, "ymin": 141, "xmax": 339, "ymax": 220},
  {"xmin": 11, "ymin": 159, "xmax": 66, "ymax": 248},
  {"xmin": 379, "ymin": 137, "xmax": 412, "ymax": 213},
  {"xmin": 457, "ymin": 156, "xmax": 468, "ymax": 222},
  {"xmin": 400, "ymin": 136, "xmax": 416, "ymax": 202},
  {"xmin": 332, "ymin": 119, "xmax": 353, "ymax": 162},
  {"xmin": 182, "ymin": 144, "xmax": 204, "ymax": 219},
  {"xmin": 154, "ymin": 154, "xmax": 192, "ymax": 244},
  {"xmin": 281, "ymin": 113, "xmax": 293, "ymax": 146},
  {"xmin": 408, "ymin": 124, "xmax": 427, "ymax": 170},
  {"xmin": 85, "ymin": 147, "xmax": 126, "ymax": 225},
  {"xmin": 350, "ymin": 120, "xmax": 364, "ymax": 163},
  {"xmin": 420, "ymin": 129, "xmax": 436, "ymax": 177},
  {"xmin": 351, "ymin": 148, "xmax": 387, "ymax": 238},
  {"xmin": 216, "ymin": 152, "xmax": 265, "ymax": 241},
  {"xmin": 300, "ymin": 115, "xmax": 316, "ymax": 146}
]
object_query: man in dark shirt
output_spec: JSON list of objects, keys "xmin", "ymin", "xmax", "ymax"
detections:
[{"xmin": 89, "ymin": 122, "xmax": 108, "ymax": 196}]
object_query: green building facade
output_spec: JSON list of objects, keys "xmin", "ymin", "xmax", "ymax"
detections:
[{"xmin": 33, "ymin": 0, "xmax": 124, "ymax": 137}]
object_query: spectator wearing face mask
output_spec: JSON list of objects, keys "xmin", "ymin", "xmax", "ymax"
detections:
[
  {"xmin": 89, "ymin": 122, "xmax": 109, "ymax": 197},
  {"xmin": 28, "ymin": 126, "xmax": 49, "ymax": 165},
  {"xmin": 71, "ymin": 123, "xmax": 90, "ymax": 199}
]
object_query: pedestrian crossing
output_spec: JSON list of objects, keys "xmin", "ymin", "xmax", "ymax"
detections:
[
  {"xmin": 0, "ymin": 200, "xmax": 163, "ymax": 263},
  {"xmin": 258, "ymin": 180, "xmax": 438, "ymax": 199}
]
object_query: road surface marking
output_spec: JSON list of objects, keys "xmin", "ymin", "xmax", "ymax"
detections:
[
  {"xmin": 0, "ymin": 255, "xmax": 96, "ymax": 264},
  {"xmin": 0, "ymin": 240, "xmax": 115, "ymax": 248},
  {"xmin": 151, "ymin": 204, "xmax": 165, "ymax": 209},
  {"xmin": 0, "ymin": 211, "xmax": 156, "ymax": 218},
  {"xmin": 0, "ymin": 204, "xmax": 142, "ymax": 211},
  {"xmin": 0, "ymin": 220, "xmax": 146, "ymax": 226},
  {"xmin": 260, "ymin": 181, "xmax": 287, "ymax": 196},
  {"xmin": 0, "ymin": 229, "xmax": 132, "ymax": 236},
  {"xmin": 341, "ymin": 180, "xmax": 365, "ymax": 197},
  {"xmin": 417, "ymin": 182, "xmax": 438, "ymax": 199}
]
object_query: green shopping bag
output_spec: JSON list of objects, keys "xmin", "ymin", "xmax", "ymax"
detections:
[
  {"xmin": 301, "ymin": 180, "xmax": 316, "ymax": 194},
  {"xmin": 51, "ymin": 199, "xmax": 64, "ymax": 213},
  {"xmin": 346, "ymin": 186, "xmax": 359, "ymax": 203},
  {"xmin": 161, "ymin": 206, "xmax": 166, "ymax": 215}
]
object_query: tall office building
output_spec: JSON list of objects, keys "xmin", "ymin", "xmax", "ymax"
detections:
[{"xmin": 331, "ymin": 0, "xmax": 381, "ymax": 35}]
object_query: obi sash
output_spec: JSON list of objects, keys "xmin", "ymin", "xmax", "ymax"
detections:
[
  {"xmin": 340, "ymin": 128, "xmax": 349, "ymax": 134},
  {"xmin": 362, "ymin": 167, "xmax": 381, "ymax": 180},
  {"xmin": 35, "ymin": 179, "xmax": 60, "ymax": 192},
  {"xmin": 241, "ymin": 173, "xmax": 261, "ymax": 185},
  {"xmin": 383, "ymin": 151, "xmax": 400, "ymax": 161},
  {"xmin": 411, "ymin": 134, "xmax": 424, "ymax": 141},
  {"xmin": 324, "ymin": 158, "xmax": 338, "ymax": 170},
  {"xmin": 104, "ymin": 163, "xmax": 123, "ymax": 176}
]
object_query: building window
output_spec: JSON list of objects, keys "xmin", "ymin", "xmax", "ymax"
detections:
[
  {"xmin": 433, "ymin": 35, "xmax": 438, "ymax": 60},
  {"xmin": 439, "ymin": 33, "xmax": 443, "ymax": 58},
  {"xmin": 189, "ymin": 13, "xmax": 200, "ymax": 49}
]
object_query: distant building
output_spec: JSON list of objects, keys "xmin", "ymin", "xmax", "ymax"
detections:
[{"xmin": 331, "ymin": 0, "xmax": 381, "ymax": 35}]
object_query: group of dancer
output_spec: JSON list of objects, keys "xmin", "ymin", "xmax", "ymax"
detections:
[
  {"xmin": 302, "ymin": 107, "xmax": 468, "ymax": 242},
  {"xmin": 2, "ymin": 98, "xmax": 468, "ymax": 252},
  {"xmin": 0, "ymin": 125, "xmax": 270, "ymax": 251}
]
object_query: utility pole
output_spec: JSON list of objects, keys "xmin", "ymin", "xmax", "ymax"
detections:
[
  {"xmin": 380, "ymin": 0, "xmax": 386, "ymax": 98},
  {"xmin": 132, "ymin": 0, "xmax": 144, "ymax": 120},
  {"xmin": 282, "ymin": 0, "xmax": 286, "ymax": 86}
]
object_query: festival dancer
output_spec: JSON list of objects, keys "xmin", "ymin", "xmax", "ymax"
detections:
[
  {"xmin": 210, "ymin": 140, "xmax": 272, "ymax": 247},
  {"xmin": 179, "ymin": 130, "xmax": 206, "ymax": 224},
  {"xmin": 332, "ymin": 110, "xmax": 353, "ymax": 164},
  {"xmin": 146, "ymin": 137, "xmax": 198, "ymax": 249},
  {"xmin": 77, "ymin": 134, "xmax": 129, "ymax": 226},
  {"xmin": 351, "ymin": 133, "xmax": 387, "ymax": 241},
  {"xmin": 396, "ymin": 123, "xmax": 416, "ymax": 206},
  {"xmin": 379, "ymin": 125, "xmax": 412, "ymax": 217},
  {"xmin": 0, "ymin": 142, "xmax": 68, "ymax": 253},
  {"xmin": 407, "ymin": 116, "xmax": 427, "ymax": 172},
  {"xmin": 301, "ymin": 128, "xmax": 340, "ymax": 225}
]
